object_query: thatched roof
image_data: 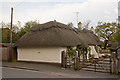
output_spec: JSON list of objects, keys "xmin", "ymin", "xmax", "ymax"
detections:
[
  {"xmin": 15, "ymin": 21, "xmax": 101, "ymax": 48},
  {"xmin": 15, "ymin": 21, "xmax": 87, "ymax": 47},
  {"xmin": 74, "ymin": 28, "xmax": 101, "ymax": 46},
  {"xmin": 83, "ymin": 29, "xmax": 102, "ymax": 45},
  {"xmin": 111, "ymin": 41, "xmax": 120, "ymax": 50},
  {"xmin": 74, "ymin": 29, "xmax": 94, "ymax": 46}
]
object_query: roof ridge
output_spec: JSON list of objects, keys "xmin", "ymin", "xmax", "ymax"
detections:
[{"xmin": 30, "ymin": 21, "xmax": 73, "ymax": 32}]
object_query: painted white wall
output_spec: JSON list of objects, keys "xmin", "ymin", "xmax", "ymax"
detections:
[
  {"xmin": 17, "ymin": 47, "xmax": 66, "ymax": 63},
  {"xmin": 89, "ymin": 46, "xmax": 99, "ymax": 58}
]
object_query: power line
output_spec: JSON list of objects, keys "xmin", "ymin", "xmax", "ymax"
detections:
[
  {"xmin": 14, "ymin": 0, "xmax": 25, "ymax": 8},
  {"xmin": 10, "ymin": 0, "xmax": 25, "ymax": 9}
]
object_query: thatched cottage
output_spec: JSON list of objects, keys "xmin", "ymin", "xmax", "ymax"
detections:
[
  {"xmin": 14, "ymin": 21, "xmax": 86, "ymax": 63},
  {"xmin": 14, "ymin": 21, "xmax": 101, "ymax": 63},
  {"xmin": 74, "ymin": 28, "xmax": 101, "ymax": 58}
]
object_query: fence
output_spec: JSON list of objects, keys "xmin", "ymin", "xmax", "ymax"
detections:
[
  {"xmin": 1, "ymin": 47, "xmax": 17, "ymax": 61},
  {"xmin": 2, "ymin": 47, "xmax": 9, "ymax": 61},
  {"xmin": 61, "ymin": 50, "xmax": 80, "ymax": 70},
  {"xmin": 61, "ymin": 49, "xmax": 119, "ymax": 74}
]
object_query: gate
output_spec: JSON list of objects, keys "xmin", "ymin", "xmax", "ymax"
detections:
[
  {"xmin": 61, "ymin": 49, "xmax": 118, "ymax": 74},
  {"xmin": 81, "ymin": 50, "xmax": 111, "ymax": 73},
  {"xmin": 81, "ymin": 57, "xmax": 111, "ymax": 73}
]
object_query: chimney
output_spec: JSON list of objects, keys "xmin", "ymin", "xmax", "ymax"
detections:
[
  {"xmin": 90, "ymin": 26, "xmax": 95, "ymax": 34},
  {"xmin": 78, "ymin": 22, "xmax": 82, "ymax": 29},
  {"xmin": 68, "ymin": 22, "xmax": 74, "ymax": 28}
]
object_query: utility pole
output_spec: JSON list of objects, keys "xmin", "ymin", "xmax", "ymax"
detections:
[
  {"xmin": 10, "ymin": 7, "xmax": 13, "ymax": 48},
  {"xmin": 9, "ymin": 7, "xmax": 13, "ymax": 61}
]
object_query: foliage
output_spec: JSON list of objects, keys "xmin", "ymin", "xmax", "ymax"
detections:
[
  {"xmin": 67, "ymin": 46, "xmax": 75, "ymax": 58},
  {"xmin": 112, "ymin": 25, "xmax": 120, "ymax": 42},
  {"xmin": 76, "ymin": 48, "xmax": 82, "ymax": 57},
  {"xmin": 95, "ymin": 22, "xmax": 118, "ymax": 48},
  {"xmin": 16, "ymin": 20, "xmax": 39, "ymax": 41},
  {"xmin": 82, "ymin": 20, "xmax": 91, "ymax": 29},
  {"xmin": 1, "ymin": 21, "xmax": 22, "ymax": 43},
  {"xmin": 67, "ymin": 46, "xmax": 85, "ymax": 58},
  {"xmin": 1, "ymin": 28, "xmax": 10, "ymax": 43},
  {"xmin": 1, "ymin": 20, "xmax": 39, "ymax": 43},
  {"xmin": 23, "ymin": 20, "xmax": 39, "ymax": 33},
  {"xmin": 95, "ymin": 22, "xmax": 117, "ymax": 41}
]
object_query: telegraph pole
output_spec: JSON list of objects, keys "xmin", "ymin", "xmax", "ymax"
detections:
[
  {"xmin": 9, "ymin": 7, "xmax": 13, "ymax": 61},
  {"xmin": 10, "ymin": 7, "xmax": 13, "ymax": 48}
]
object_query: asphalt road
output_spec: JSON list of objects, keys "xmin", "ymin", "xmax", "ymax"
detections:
[
  {"xmin": 2, "ymin": 67, "xmax": 71, "ymax": 78},
  {"xmin": 2, "ymin": 67, "xmax": 119, "ymax": 78}
]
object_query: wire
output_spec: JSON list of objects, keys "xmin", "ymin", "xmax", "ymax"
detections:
[{"xmin": 13, "ymin": 0, "xmax": 25, "ymax": 9}]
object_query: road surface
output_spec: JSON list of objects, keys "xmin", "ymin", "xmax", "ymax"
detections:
[
  {"xmin": 2, "ymin": 67, "xmax": 119, "ymax": 78},
  {"xmin": 2, "ymin": 67, "xmax": 70, "ymax": 78}
]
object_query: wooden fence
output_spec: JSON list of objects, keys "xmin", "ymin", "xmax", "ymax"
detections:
[
  {"xmin": 2, "ymin": 47, "xmax": 9, "ymax": 61},
  {"xmin": 61, "ymin": 49, "xmax": 119, "ymax": 74},
  {"xmin": 61, "ymin": 50, "xmax": 80, "ymax": 70},
  {"xmin": 1, "ymin": 47, "xmax": 17, "ymax": 61}
]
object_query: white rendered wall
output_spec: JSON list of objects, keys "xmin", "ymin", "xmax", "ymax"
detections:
[
  {"xmin": 17, "ymin": 47, "xmax": 66, "ymax": 63},
  {"xmin": 89, "ymin": 46, "xmax": 99, "ymax": 58}
]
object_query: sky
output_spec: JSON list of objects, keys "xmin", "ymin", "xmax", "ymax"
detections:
[
  {"xmin": 0, "ymin": 0, "xmax": 119, "ymax": 28},
  {"xmin": 119, "ymin": 1, "xmax": 120, "ymax": 16}
]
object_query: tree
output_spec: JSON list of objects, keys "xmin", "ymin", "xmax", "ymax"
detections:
[
  {"xmin": 0, "ymin": 22, "xmax": 11, "ymax": 43},
  {"xmin": 0, "ymin": 21, "xmax": 22, "ymax": 43},
  {"xmin": 95, "ymin": 22, "xmax": 118, "ymax": 48},
  {"xmin": 23, "ymin": 20, "xmax": 39, "ymax": 33},
  {"xmin": 1, "ymin": 28, "xmax": 10, "ymax": 43},
  {"xmin": 16, "ymin": 20, "xmax": 39, "ymax": 42},
  {"xmin": 112, "ymin": 25, "xmax": 120, "ymax": 42},
  {"xmin": 82, "ymin": 20, "xmax": 91, "ymax": 29},
  {"xmin": 1, "ymin": 20, "xmax": 40, "ymax": 43}
]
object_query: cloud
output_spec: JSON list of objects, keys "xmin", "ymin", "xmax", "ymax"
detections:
[
  {"xmin": 0, "ymin": 0, "xmax": 118, "ymax": 28},
  {"xmin": 0, "ymin": 0, "xmax": 87, "ymax": 2}
]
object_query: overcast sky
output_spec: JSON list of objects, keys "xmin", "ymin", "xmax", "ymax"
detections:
[{"xmin": 0, "ymin": 0, "xmax": 119, "ymax": 28}]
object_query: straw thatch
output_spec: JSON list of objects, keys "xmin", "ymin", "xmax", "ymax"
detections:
[
  {"xmin": 83, "ymin": 29, "xmax": 102, "ymax": 45},
  {"xmin": 74, "ymin": 28, "xmax": 101, "ymax": 46},
  {"xmin": 74, "ymin": 28, "xmax": 94, "ymax": 46},
  {"xmin": 15, "ymin": 21, "xmax": 101, "ymax": 48},
  {"xmin": 14, "ymin": 21, "xmax": 87, "ymax": 47},
  {"xmin": 111, "ymin": 41, "xmax": 120, "ymax": 50}
]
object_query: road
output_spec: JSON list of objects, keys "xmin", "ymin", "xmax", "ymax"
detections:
[
  {"xmin": 2, "ymin": 67, "xmax": 71, "ymax": 78},
  {"xmin": 2, "ymin": 67, "xmax": 119, "ymax": 78}
]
